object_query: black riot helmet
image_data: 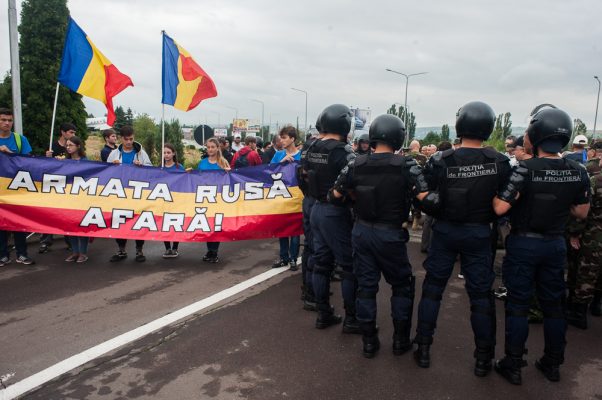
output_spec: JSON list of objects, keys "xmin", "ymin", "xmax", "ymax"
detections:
[
  {"xmin": 368, "ymin": 114, "xmax": 406, "ymax": 150},
  {"xmin": 318, "ymin": 104, "xmax": 353, "ymax": 137},
  {"xmin": 315, "ymin": 112, "xmax": 323, "ymax": 133},
  {"xmin": 455, "ymin": 101, "xmax": 496, "ymax": 140},
  {"xmin": 358, "ymin": 133, "xmax": 370, "ymax": 144},
  {"xmin": 526, "ymin": 106, "xmax": 572, "ymax": 153}
]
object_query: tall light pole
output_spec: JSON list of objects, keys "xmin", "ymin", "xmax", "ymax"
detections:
[
  {"xmin": 8, "ymin": 0, "xmax": 23, "ymax": 135},
  {"xmin": 385, "ymin": 68, "xmax": 428, "ymax": 146},
  {"xmin": 291, "ymin": 87, "xmax": 308, "ymax": 135},
  {"xmin": 209, "ymin": 110, "xmax": 221, "ymax": 127},
  {"xmin": 251, "ymin": 99, "xmax": 265, "ymax": 141},
  {"xmin": 222, "ymin": 105, "xmax": 238, "ymax": 119},
  {"xmin": 594, "ymin": 76, "xmax": 601, "ymax": 140}
]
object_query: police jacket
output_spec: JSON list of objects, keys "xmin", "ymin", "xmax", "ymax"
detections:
[
  {"xmin": 511, "ymin": 157, "xmax": 591, "ymax": 236},
  {"xmin": 425, "ymin": 147, "xmax": 510, "ymax": 224},
  {"xmin": 339, "ymin": 153, "xmax": 413, "ymax": 227},
  {"xmin": 303, "ymin": 138, "xmax": 354, "ymax": 201}
]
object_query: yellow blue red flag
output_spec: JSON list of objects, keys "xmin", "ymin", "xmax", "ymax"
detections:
[
  {"xmin": 162, "ymin": 32, "xmax": 217, "ymax": 111},
  {"xmin": 58, "ymin": 18, "xmax": 133, "ymax": 126}
]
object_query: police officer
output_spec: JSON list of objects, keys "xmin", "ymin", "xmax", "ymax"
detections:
[
  {"xmin": 493, "ymin": 106, "xmax": 590, "ymax": 385},
  {"xmin": 329, "ymin": 114, "xmax": 428, "ymax": 358},
  {"xmin": 413, "ymin": 101, "xmax": 511, "ymax": 376},
  {"xmin": 304, "ymin": 104, "xmax": 359, "ymax": 332},
  {"xmin": 356, "ymin": 133, "xmax": 371, "ymax": 155},
  {"xmin": 298, "ymin": 114, "xmax": 325, "ymax": 311}
]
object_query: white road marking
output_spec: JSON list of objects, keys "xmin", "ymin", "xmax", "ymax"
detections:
[{"xmin": 0, "ymin": 265, "xmax": 292, "ymax": 400}]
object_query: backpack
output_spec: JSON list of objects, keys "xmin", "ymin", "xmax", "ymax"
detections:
[{"xmin": 234, "ymin": 152, "xmax": 249, "ymax": 168}]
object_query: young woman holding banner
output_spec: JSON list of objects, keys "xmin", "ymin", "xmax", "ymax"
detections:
[
  {"xmin": 162, "ymin": 143, "xmax": 185, "ymax": 258},
  {"xmin": 63, "ymin": 136, "xmax": 90, "ymax": 263},
  {"xmin": 197, "ymin": 138, "xmax": 230, "ymax": 263}
]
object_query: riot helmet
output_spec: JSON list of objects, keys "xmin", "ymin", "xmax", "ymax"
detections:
[
  {"xmin": 318, "ymin": 104, "xmax": 353, "ymax": 138},
  {"xmin": 526, "ymin": 106, "xmax": 572, "ymax": 154},
  {"xmin": 455, "ymin": 101, "xmax": 496, "ymax": 140},
  {"xmin": 368, "ymin": 114, "xmax": 406, "ymax": 150}
]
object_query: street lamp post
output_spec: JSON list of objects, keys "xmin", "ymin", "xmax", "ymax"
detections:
[
  {"xmin": 223, "ymin": 105, "xmax": 238, "ymax": 120},
  {"xmin": 291, "ymin": 88, "xmax": 308, "ymax": 135},
  {"xmin": 251, "ymin": 99, "xmax": 265, "ymax": 141},
  {"xmin": 594, "ymin": 76, "xmax": 601, "ymax": 140},
  {"xmin": 209, "ymin": 110, "xmax": 221, "ymax": 127},
  {"xmin": 385, "ymin": 68, "xmax": 428, "ymax": 147}
]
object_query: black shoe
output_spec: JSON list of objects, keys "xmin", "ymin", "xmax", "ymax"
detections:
[
  {"xmin": 342, "ymin": 315, "xmax": 362, "ymax": 334},
  {"xmin": 414, "ymin": 344, "xmax": 431, "ymax": 368},
  {"xmin": 272, "ymin": 259, "xmax": 288, "ymax": 268},
  {"xmin": 38, "ymin": 243, "xmax": 51, "ymax": 254},
  {"xmin": 392, "ymin": 320, "xmax": 412, "ymax": 356},
  {"xmin": 135, "ymin": 251, "xmax": 146, "ymax": 262},
  {"xmin": 567, "ymin": 302, "xmax": 588, "ymax": 330},
  {"xmin": 110, "ymin": 250, "xmax": 127, "ymax": 262},
  {"xmin": 495, "ymin": 355, "xmax": 526, "ymax": 385},
  {"xmin": 16, "ymin": 255, "xmax": 35, "ymax": 265},
  {"xmin": 361, "ymin": 322, "xmax": 380, "ymax": 359},
  {"xmin": 315, "ymin": 307, "xmax": 342, "ymax": 329},
  {"xmin": 475, "ymin": 359, "xmax": 493, "ymax": 377},
  {"xmin": 590, "ymin": 293, "xmax": 602, "ymax": 317},
  {"xmin": 289, "ymin": 260, "xmax": 298, "ymax": 271},
  {"xmin": 535, "ymin": 356, "xmax": 560, "ymax": 382},
  {"xmin": 303, "ymin": 299, "xmax": 317, "ymax": 312},
  {"xmin": 202, "ymin": 252, "xmax": 219, "ymax": 263}
]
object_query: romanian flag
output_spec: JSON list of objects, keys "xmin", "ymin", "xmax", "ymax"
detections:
[
  {"xmin": 58, "ymin": 18, "xmax": 133, "ymax": 126},
  {"xmin": 162, "ymin": 32, "xmax": 217, "ymax": 111}
]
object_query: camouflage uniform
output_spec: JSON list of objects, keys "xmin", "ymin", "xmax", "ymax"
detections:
[{"xmin": 566, "ymin": 157, "xmax": 601, "ymax": 308}]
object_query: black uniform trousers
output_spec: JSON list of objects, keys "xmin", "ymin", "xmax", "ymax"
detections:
[{"xmin": 416, "ymin": 220, "xmax": 496, "ymax": 350}]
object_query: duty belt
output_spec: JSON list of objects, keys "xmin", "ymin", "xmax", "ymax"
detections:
[
  {"xmin": 513, "ymin": 231, "xmax": 563, "ymax": 240},
  {"xmin": 356, "ymin": 219, "xmax": 403, "ymax": 230}
]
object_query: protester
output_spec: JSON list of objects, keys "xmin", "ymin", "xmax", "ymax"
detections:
[
  {"xmin": 218, "ymin": 137, "xmax": 234, "ymax": 164},
  {"xmin": 198, "ymin": 137, "xmax": 231, "ymax": 263},
  {"xmin": 107, "ymin": 126, "xmax": 152, "ymax": 262},
  {"xmin": 62, "ymin": 136, "xmax": 90, "ymax": 263},
  {"xmin": 262, "ymin": 134, "xmax": 282, "ymax": 164},
  {"xmin": 231, "ymin": 133, "xmax": 243, "ymax": 152},
  {"xmin": 564, "ymin": 135, "xmax": 588, "ymax": 164},
  {"xmin": 230, "ymin": 136, "xmax": 262, "ymax": 168},
  {"xmin": 270, "ymin": 126, "xmax": 301, "ymax": 270},
  {"xmin": 162, "ymin": 143, "xmax": 185, "ymax": 258},
  {"xmin": 46, "ymin": 122, "xmax": 76, "ymax": 158},
  {"xmin": 0, "ymin": 107, "xmax": 35, "ymax": 266},
  {"xmin": 100, "ymin": 128, "xmax": 118, "ymax": 162}
]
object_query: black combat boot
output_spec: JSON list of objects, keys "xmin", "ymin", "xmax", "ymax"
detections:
[
  {"xmin": 361, "ymin": 321, "xmax": 380, "ymax": 358},
  {"xmin": 494, "ymin": 349, "xmax": 527, "ymax": 385},
  {"xmin": 315, "ymin": 304, "xmax": 342, "ymax": 329},
  {"xmin": 590, "ymin": 292, "xmax": 602, "ymax": 317},
  {"xmin": 413, "ymin": 335, "xmax": 432, "ymax": 368},
  {"xmin": 567, "ymin": 302, "xmax": 588, "ymax": 329},
  {"xmin": 474, "ymin": 345, "xmax": 494, "ymax": 377},
  {"xmin": 342, "ymin": 302, "xmax": 361, "ymax": 334},
  {"xmin": 392, "ymin": 320, "xmax": 412, "ymax": 355},
  {"xmin": 303, "ymin": 287, "xmax": 317, "ymax": 312},
  {"xmin": 535, "ymin": 351, "xmax": 563, "ymax": 382}
]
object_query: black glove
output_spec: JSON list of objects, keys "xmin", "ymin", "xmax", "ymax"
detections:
[
  {"xmin": 327, "ymin": 188, "xmax": 346, "ymax": 206},
  {"xmin": 498, "ymin": 166, "xmax": 528, "ymax": 204}
]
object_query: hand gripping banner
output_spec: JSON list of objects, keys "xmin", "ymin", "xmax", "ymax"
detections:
[{"xmin": 0, "ymin": 154, "xmax": 303, "ymax": 242}]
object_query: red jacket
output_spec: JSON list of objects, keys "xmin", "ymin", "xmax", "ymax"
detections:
[{"xmin": 230, "ymin": 146, "xmax": 262, "ymax": 168}]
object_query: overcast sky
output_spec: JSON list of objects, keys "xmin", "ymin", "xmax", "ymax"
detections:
[{"xmin": 1, "ymin": 0, "xmax": 602, "ymax": 130}]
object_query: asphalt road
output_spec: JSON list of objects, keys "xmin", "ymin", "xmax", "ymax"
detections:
[{"xmin": 0, "ymin": 233, "xmax": 600, "ymax": 399}]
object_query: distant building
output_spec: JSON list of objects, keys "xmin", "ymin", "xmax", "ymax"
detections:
[
  {"xmin": 182, "ymin": 127, "xmax": 193, "ymax": 140},
  {"xmin": 86, "ymin": 117, "xmax": 111, "ymax": 131}
]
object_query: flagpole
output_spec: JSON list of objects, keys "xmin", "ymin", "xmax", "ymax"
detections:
[
  {"xmin": 49, "ymin": 82, "xmax": 60, "ymax": 151},
  {"xmin": 161, "ymin": 103, "xmax": 165, "ymax": 168}
]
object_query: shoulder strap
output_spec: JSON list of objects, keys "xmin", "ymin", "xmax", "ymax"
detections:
[{"xmin": 13, "ymin": 132, "xmax": 22, "ymax": 153}]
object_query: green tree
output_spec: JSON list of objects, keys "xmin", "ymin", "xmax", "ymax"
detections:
[
  {"xmin": 133, "ymin": 114, "xmax": 159, "ymax": 164},
  {"xmin": 422, "ymin": 131, "xmax": 442, "ymax": 146},
  {"xmin": 113, "ymin": 106, "xmax": 127, "ymax": 130},
  {"xmin": 491, "ymin": 114, "xmax": 504, "ymax": 142},
  {"xmin": 573, "ymin": 119, "xmax": 587, "ymax": 137},
  {"xmin": 163, "ymin": 119, "xmax": 185, "ymax": 166},
  {"xmin": 0, "ymin": 72, "xmax": 12, "ymax": 109},
  {"xmin": 441, "ymin": 124, "xmax": 450, "ymax": 141},
  {"xmin": 19, "ymin": 0, "xmax": 87, "ymax": 154},
  {"xmin": 125, "ymin": 107, "xmax": 134, "ymax": 126},
  {"xmin": 502, "ymin": 112, "xmax": 512, "ymax": 138},
  {"xmin": 387, "ymin": 104, "xmax": 416, "ymax": 140}
]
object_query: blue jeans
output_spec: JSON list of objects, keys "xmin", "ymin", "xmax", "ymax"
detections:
[
  {"xmin": 279, "ymin": 236, "xmax": 299, "ymax": 262},
  {"xmin": 0, "ymin": 231, "xmax": 28, "ymax": 258},
  {"xmin": 70, "ymin": 236, "xmax": 89, "ymax": 254}
]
